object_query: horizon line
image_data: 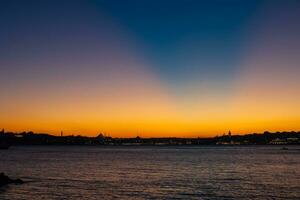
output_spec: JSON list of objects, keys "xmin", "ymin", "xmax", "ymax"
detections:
[{"xmin": 2, "ymin": 129, "xmax": 300, "ymax": 139}]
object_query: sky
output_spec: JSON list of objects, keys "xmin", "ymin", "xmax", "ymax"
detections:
[{"xmin": 1, "ymin": 0, "xmax": 300, "ymax": 137}]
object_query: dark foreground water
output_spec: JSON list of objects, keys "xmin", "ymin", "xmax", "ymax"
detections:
[{"xmin": 0, "ymin": 146, "xmax": 299, "ymax": 200}]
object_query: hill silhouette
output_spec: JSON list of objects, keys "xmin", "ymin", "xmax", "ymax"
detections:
[{"xmin": 1, "ymin": 130, "xmax": 299, "ymax": 146}]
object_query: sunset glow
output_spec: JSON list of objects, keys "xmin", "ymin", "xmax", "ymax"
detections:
[{"xmin": 1, "ymin": 0, "xmax": 300, "ymax": 137}]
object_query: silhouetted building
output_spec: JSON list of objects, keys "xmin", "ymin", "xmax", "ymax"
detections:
[{"xmin": 97, "ymin": 133, "xmax": 105, "ymax": 144}]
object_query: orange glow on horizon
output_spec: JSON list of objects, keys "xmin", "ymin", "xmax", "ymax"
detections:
[{"xmin": 1, "ymin": 1, "xmax": 300, "ymax": 138}]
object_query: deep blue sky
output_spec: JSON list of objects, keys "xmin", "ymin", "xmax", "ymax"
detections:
[
  {"xmin": 93, "ymin": 0, "xmax": 260, "ymax": 79},
  {"xmin": 0, "ymin": 0, "xmax": 261, "ymax": 84}
]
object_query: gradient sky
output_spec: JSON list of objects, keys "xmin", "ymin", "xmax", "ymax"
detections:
[{"xmin": 1, "ymin": 0, "xmax": 300, "ymax": 137}]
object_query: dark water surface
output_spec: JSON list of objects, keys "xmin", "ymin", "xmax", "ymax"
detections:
[{"xmin": 0, "ymin": 146, "xmax": 299, "ymax": 199}]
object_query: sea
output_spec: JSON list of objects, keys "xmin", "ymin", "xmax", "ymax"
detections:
[{"xmin": 0, "ymin": 145, "xmax": 299, "ymax": 200}]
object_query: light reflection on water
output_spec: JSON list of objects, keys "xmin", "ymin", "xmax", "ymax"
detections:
[{"xmin": 0, "ymin": 146, "xmax": 299, "ymax": 199}]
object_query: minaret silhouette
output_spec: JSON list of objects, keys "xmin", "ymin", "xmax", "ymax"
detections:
[{"xmin": 228, "ymin": 130, "xmax": 233, "ymax": 144}]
